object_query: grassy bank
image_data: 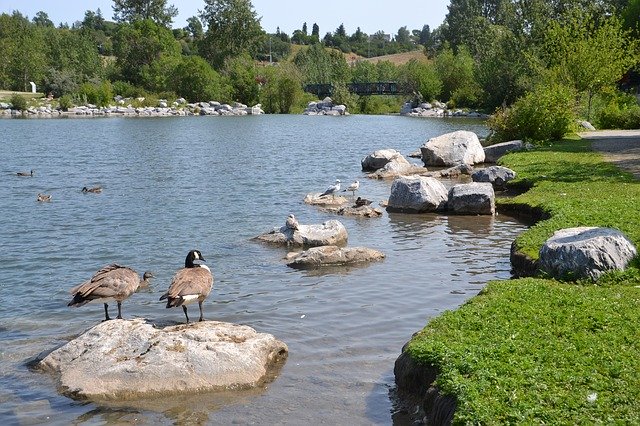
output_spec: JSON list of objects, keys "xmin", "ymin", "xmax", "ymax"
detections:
[{"xmin": 404, "ymin": 136, "xmax": 640, "ymax": 423}]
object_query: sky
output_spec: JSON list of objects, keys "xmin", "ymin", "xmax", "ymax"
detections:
[{"xmin": 0, "ymin": 0, "xmax": 450, "ymax": 36}]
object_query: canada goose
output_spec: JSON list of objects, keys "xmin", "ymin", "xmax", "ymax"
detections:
[
  {"xmin": 82, "ymin": 186, "xmax": 102, "ymax": 193},
  {"xmin": 68, "ymin": 265, "xmax": 154, "ymax": 321},
  {"xmin": 160, "ymin": 250, "xmax": 213, "ymax": 323},
  {"xmin": 37, "ymin": 193, "xmax": 51, "ymax": 202},
  {"xmin": 17, "ymin": 170, "xmax": 34, "ymax": 177},
  {"xmin": 343, "ymin": 180, "xmax": 360, "ymax": 197},
  {"xmin": 285, "ymin": 214, "xmax": 299, "ymax": 230},
  {"xmin": 320, "ymin": 179, "xmax": 341, "ymax": 198},
  {"xmin": 354, "ymin": 197, "xmax": 372, "ymax": 208}
]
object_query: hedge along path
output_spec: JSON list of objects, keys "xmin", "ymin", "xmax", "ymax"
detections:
[{"xmin": 581, "ymin": 129, "xmax": 640, "ymax": 180}]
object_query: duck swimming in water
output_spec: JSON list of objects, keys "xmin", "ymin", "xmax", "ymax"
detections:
[{"xmin": 82, "ymin": 186, "xmax": 102, "ymax": 193}]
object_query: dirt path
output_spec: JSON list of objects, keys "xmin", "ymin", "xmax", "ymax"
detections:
[{"xmin": 579, "ymin": 130, "xmax": 640, "ymax": 179}]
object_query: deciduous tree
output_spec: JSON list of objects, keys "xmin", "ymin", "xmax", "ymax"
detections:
[{"xmin": 112, "ymin": 0, "xmax": 178, "ymax": 27}]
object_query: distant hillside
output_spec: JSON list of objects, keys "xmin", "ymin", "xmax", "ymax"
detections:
[
  {"xmin": 287, "ymin": 45, "xmax": 427, "ymax": 66},
  {"xmin": 359, "ymin": 50, "xmax": 429, "ymax": 65}
]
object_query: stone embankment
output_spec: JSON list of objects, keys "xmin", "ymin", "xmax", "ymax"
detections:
[{"xmin": 400, "ymin": 101, "xmax": 489, "ymax": 118}]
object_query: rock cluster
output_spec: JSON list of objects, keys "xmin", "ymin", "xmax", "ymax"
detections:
[
  {"xmin": 400, "ymin": 101, "xmax": 488, "ymax": 118},
  {"xmin": 0, "ymin": 100, "xmax": 264, "ymax": 118},
  {"xmin": 303, "ymin": 97, "xmax": 348, "ymax": 116},
  {"xmin": 38, "ymin": 319, "xmax": 288, "ymax": 400},
  {"xmin": 361, "ymin": 149, "xmax": 425, "ymax": 179}
]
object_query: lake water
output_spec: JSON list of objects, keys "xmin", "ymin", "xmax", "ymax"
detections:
[{"xmin": 0, "ymin": 115, "xmax": 527, "ymax": 425}]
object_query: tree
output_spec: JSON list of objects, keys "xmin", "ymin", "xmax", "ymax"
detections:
[
  {"xmin": 302, "ymin": 22, "xmax": 308, "ymax": 35},
  {"xmin": 112, "ymin": 19, "xmax": 181, "ymax": 86},
  {"xmin": 541, "ymin": 12, "xmax": 638, "ymax": 118},
  {"xmin": 112, "ymin": 0, "xmax": 178, "ymax": 27},
  {"xmin": 185, "ymin": 16, "xmax": 203, "ymax": 40},
  {"xmin": 223, "ymin": 53, "xmax": 259, "ymax": 105},
  {"xmin": 399, "ymin": 59, "xmax": 442, "ymax": 103},
  {"xmin": 351, "ymin": 61, "xmax": 377, "ymax": 83},
  {"xmin": 199, "ymin": 0, "xmax": 265, "ymax": 69},
  {"xmin": 435, "ymin": 44, "xmax": 481, "ymax": 106},
  {"xmin": 336, "ymin": 23, "xmax": 347, "ymax": 38},
  {"xmin": 259, "ymin": 62, "xmax": 304, "ymax": 113},
  {"xmin": 32, "ymin": 11, "xmax": 54, "ymax": 27},
  {"xmin": 172, "ymin": 55, "xmax": 228, "ymax": 102},
  {"xmin": 395, "ymin": 26, "xmax": 411, "ymax": 46},
  {"xmin": 293, "ymin": 43, "xmax": 350, "ymax": 84},
  {"xmin": 312, "ymin": 23, "xmax": 320, "ymax": 38}
]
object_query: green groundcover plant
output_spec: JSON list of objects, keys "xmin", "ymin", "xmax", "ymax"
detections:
[{"xmin": 406, "ymin": 136, "xmax": 640, "ymax": 424}]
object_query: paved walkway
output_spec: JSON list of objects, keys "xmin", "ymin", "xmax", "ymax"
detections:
[{"xmin": 579, "ymin": 130, "xmax": 640, "ymax": 179}]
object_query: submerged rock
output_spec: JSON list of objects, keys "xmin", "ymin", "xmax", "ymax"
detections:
[
  {"xmin": 538, "ymin": 227, "xmax": 637, "ymax": 281},
  {"xmin": 286, "ymin": 245, "xmax": 385, "ymax": 269},
  {"xmin": 38, "ymin": 319, "xmax": 288, "ymax": 400},
  {"xmin": 254, "ymin": 219, "xmax": 348, "ymax": 247},
  {"xmin": 336, "ymin": 205, "xmax": 383, "ymax": 217}
]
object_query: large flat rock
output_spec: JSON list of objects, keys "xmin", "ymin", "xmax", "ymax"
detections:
[{"xmin": 38, "ymin": 319, "xmax": 288, "ymax": 400}]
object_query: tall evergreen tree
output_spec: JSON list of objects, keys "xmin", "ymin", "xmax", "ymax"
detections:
[{"xmin": 112, "ymin": 0, "xmax": 178, "ymax": 27}]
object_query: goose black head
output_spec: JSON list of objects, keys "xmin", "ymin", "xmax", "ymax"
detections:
[
  {"xmin": 143, "ymin": 271, "xmax": 155, "ymax": 280},
  {"xmin": 185, "ymin": 250, "xmax": 206, "ymax": 268}
]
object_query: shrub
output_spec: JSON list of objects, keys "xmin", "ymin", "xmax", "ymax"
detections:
[
  {"xmin": 76, "ymin": 80, "xmax": 113, "ymax": 107},
  {"xmin": 58, "ymin": 94, "xmax": 73, "ymax": 111},
  {"xmin": 112, "ymin": 80, "xmax": 146, "ymax": 99},
  {"xmin": 488, "ymin": 84, "xmax": 576, "ymax": 143},
  {"xmin": 9, "ymin": 93, "xmax": 28, "ymax": 111}
]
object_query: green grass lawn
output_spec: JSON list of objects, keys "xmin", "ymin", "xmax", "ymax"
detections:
[{"xmin": 405, "ymin": 136, "xmax": 640, "ymax": 423}]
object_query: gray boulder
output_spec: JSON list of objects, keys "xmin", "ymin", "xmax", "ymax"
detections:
[
  {"xmin": 420, "ymin": 130, "xmax": 485, "ymax": 166},
  {"xmin": 336, "ymin": 205, "xmax": 383, "ymax": 217},
  {"xmin": 286, "ymin": 245, "xmax": 385, "ymax": 269},
  {"xmin": 368, "ymin": 156, "xmax": 426, "ymax": 179},
  {"xmin": 472, "ymin": 166, "xmax": 517, "ymax": 189},
  {"xmin": 361, "ymin": 149, "xmax": 405, "ymax": 171},
  {"xmin": 255, "ymin": 219, "xmax": 348, "ymax": 247},
  {"xmin": 303, "ymin": 193, "xmax": 349, "ymax": 206},
  {"xmin": 483, "ymin": 140, "xmax": 524, "ymax": 163},
  {"xmin": 387, "ymin": 176, "xmax": 448, "ymax": 213},
  {"xmin": 38, "ymin": 319, "xmax": 288, "ymax": 400},
  {"xmin": 539, "ymin": 227, "xmax": 637, "ymax": 281},
  {"xmin": 448, "ymin": 182, "xmax": 495, "ymax": 215}
]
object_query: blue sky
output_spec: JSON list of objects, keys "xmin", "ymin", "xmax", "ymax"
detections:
[{"xmin": 0, "ymin": 0, "xmax": 450, "ymax": 36}]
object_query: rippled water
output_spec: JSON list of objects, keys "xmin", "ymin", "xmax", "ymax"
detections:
[{"xmin": 0, "ymin": 115, "xmax": 526, "ymax": 425}]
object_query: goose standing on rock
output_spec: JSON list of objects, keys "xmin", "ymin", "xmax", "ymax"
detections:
[
  {"xmin": 17, "ymin": 170, "xmax": 34, "ymax": 177},
  {"xmin": 68, "ymin": 265, "xmax": 154, "ymax": 321},
  {"xmin": 160, "ymin": 250, "xmax": 213, "ymax": 323},
  {"xmin": 82, "ymin": 186, "xmax": 102, "ymax": 193},
  {"xmin": 343, "ymin": 180, "xmax": 360, "ymax": 197},
  {"xmin": 320, "ymin": 179, "xmax": 341, "ymax": 199}
]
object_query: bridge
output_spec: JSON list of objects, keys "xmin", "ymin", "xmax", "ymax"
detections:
[{"xmin": 303, "ymin": 82, "xmax": 409, "ymax": 98}]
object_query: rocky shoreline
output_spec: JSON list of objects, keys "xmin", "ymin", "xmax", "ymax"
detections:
[{"xmin": 0, "ymin": 99, "xmax": 265, "ymax": 118}]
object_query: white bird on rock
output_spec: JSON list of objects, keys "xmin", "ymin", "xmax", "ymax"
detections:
[
  {"xmin": 285, "ymin": 214, "xmax": 299, "ymax": 230},
  {"xmin": 343, "ymin": 180, "xmax": 359, "ymax": 197},
  {"xmin": 320, "ymin": 179, "xmax": 341, "ymax": 199}
]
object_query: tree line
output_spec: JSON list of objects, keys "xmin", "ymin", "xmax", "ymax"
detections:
[{"xmin": 1, "ymin": 0, "xmax": 639, "ymax": 136}]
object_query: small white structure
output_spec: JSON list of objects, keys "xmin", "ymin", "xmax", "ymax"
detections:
[{"xmin": 29, "ymin": 81, "xmax": 36, "ymax": 93}]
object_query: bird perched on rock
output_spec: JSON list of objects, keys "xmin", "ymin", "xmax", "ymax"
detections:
[
  {"xmin": 37, "ymin": 193, "xmax": 51, "ymax": 202},
  {"xmin": 17, "ymin": 170, "xmax": 34, "ymax": 177},
  {"xmin": 82, "ymin": 186, "xmax": 102, "ymax": 193},
  {"xmin": 320, "ymin": 179, "xmax": 341, "ymax": 198},
  {"xmin": 343, "ymin": 180, "xmax": 360, "ymax": 197},
  {"xmin": 68, "ymin": 265, "xmax": 154, "ymax": 321},
  {"xmin": 285, "ymin": 214, "xmax": 299, "ymax": 230},
  {"xmin": 160, "ymin": 250, "xmax": 214, "ymax": 323},
  {"xmin": 354, "ymin": 197, "xmax": 372, "ymax": 208}
]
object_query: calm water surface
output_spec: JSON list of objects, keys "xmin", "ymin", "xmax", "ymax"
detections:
[{"xmin": 0, "ymin": 115, "xmax": 527, "ymax": 425}]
